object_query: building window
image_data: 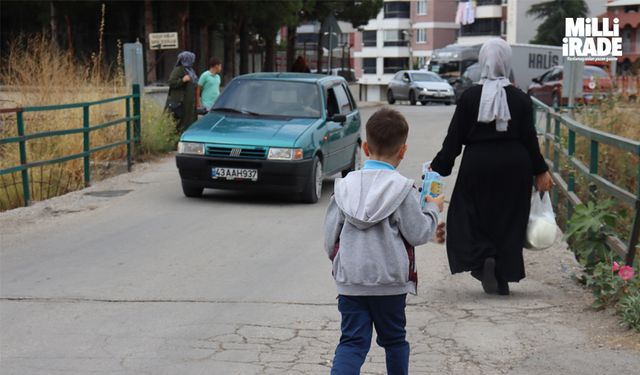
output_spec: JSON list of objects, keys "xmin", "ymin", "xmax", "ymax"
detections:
[
  {"xmin": 383, "ymin": 30, "xmax": 409, "ymax": 47},
  {"xmin": 417, "ymin": 0, "xmax": 427, "ymax": 15},
  {"xmin": 362, "ymin": 58, "xmax": 377, "ymax": 74},
  {"xmin": 416, "ymin": 29, "xmax": 427, "ymax": 43},
  {"xmin": 383, "ymin": 58, "xmax": 409, "ymax": 74},
  {"xmin": 362, "ymin": 31, "xmax": 377, "ymax": 47},
  {"xmin": 384, "ymin": 2, "xmax": 410, "ymax": 19},
  {"xmin": 461, "ymin": 18, "xmax": 501, "ymax": 37},
  {"xmin": 477, "ymin": 0, "xmax": 501, "ymax": 5}
]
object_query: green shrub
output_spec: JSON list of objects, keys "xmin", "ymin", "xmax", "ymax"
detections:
[
  {"xmin": 619, "ymin": 293, "xmax": 640, "ymax": 332},
  {"xmin": 140, "ymin": 99, "xmax": 179, "ymax": 155},
  {"xmin": 565, "ymin": 199, "xmax": 640, "ymax": 331},
  {"xmin": 564, "ymin": 199, "xmax": 617, "ymax": 273}
]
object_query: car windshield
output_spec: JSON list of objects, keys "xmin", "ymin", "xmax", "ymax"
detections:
[
  {"xmin": 584, "ymin": 66, "xmax": 609, "ymax": 79},
  {"xmin": 463, "ymin": 66, "xmax": 480, "ymax": 81},
  {"xmin": 411, "ymin": 73, "xmax": 443, "ymax": 82},
  {"xmin": 428, "ymin": 61, "xmax": 460, "ymax": 77},
  {"xmin": 212, "ymin": 80, "xmax": 322, "ymax": 118}
]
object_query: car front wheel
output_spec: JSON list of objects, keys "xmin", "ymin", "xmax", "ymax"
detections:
[
  {"xmin": 301, "ymin": 156, "xmax": 323, "ymax": 203},
  {"xmin": 409, "ymin": 91, "xmax": 417, "ymax": 105},
  {"xmin": 387, "ymin": 90, "xmax": 396, "ymax": 104},
  {"xmin": 181, "ymin": 181, "xmax": 203, "ymax": 198}
]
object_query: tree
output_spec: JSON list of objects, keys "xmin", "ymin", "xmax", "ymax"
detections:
[
  {"xmin": 307, "ymin": 0, "xmax": 383, "ymax": 72},
  {"xmin": 527, "ymin": 0, "xmax": 589, "ymax": 46},
  {"xmin": 251, "ymin": 1, "xmax": 302, "ymax": 72}
]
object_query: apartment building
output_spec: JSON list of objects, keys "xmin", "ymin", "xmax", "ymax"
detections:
[
  {"xmin": 600, "ymin": 0, "xmax": 640, "ymax": 72},
  {"xmin": 352, "ymin": 0, "xmax": 458, "ymax": 101},
  {"xmin": 456, "ymin": 0, "xmax": 507, "ymax": 45}
]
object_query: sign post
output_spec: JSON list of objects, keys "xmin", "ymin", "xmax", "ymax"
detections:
[{"xmin": 148, "ymin": 32, "xmax": 179, "ymax": 50}]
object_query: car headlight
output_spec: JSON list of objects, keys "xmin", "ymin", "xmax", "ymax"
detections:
[
  {"xmin": 178, "ymin": 142, "xmax": 204, "ymax": 155},
  {"xmin": 268, "ymin": 148, "xmax": 303, "ymax": 160}
]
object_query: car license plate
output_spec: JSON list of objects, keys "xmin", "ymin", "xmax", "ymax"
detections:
[{"xmin": 212, "ymin": 167, "xmax": 258, "ymax": 181}]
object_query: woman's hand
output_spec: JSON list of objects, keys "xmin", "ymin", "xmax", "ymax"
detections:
[
  {"xmin": 182, "ymin": 74, "xmax": 191, "ymax": 83},
  {"xmin": 535, "ymin": 171, "xmax": 555, "ymax": 192}
]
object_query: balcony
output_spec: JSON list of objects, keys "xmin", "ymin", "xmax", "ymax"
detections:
[
  {"xmin": 460, "ymin": 18, "xmax": 502, "ymax": 37},
  {"xmin": 384, "ymin": 2, "xmax": 410, "ymax": 19}
]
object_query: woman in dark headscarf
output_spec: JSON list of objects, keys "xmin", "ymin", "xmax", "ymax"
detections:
[
  {"xmin": 166, "ymin": 51, "xmax": 198, "ymax": 133},
  {"xmin": 430, "ymin": 39, "xmax": 554, "ymax": 295}
]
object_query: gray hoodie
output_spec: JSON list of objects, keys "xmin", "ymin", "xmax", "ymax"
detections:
[{"xmin": 324, "ymin": 169, "xmax": 440, "ymax": 296}]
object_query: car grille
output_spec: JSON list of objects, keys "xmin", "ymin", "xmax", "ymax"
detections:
[{"xmin": 206, "ymin": 146, "xmax": 267, "ymax": 159}]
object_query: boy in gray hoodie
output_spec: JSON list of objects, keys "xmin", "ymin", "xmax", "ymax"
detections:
[{"xmin": 324, "ymin": 107, "xmax": 445, "ymax": 375}]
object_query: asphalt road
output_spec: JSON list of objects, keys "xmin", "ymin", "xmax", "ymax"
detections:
[{"xmin": 1, "ymin": 103, "xmax": 638, "ymax": 374}]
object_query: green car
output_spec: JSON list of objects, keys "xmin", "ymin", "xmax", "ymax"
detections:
[{"xmin": 176, "ymin": 73, "xmax": 362, "ymax": 203}]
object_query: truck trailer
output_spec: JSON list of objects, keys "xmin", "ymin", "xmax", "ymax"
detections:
[{"xmin": 427, "ymin": 42, "xmax": 566, "ymax": 91}]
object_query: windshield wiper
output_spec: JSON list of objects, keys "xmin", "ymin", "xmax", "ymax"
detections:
[
  {"xmin": 212, "ymin": 107, "xmax": 262, "ymax": 116},
  {"xmin": 212, "ymin": 107, "xmax": 247, "ymax": 114}
]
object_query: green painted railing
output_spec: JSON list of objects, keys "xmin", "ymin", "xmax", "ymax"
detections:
[
  {"xmin": 532, "ymin": 96, "xmax": 639, "ymax": 265},
  {"xmin": 0, "ymin": 84, "xmax": 141, "ymax": 207}
]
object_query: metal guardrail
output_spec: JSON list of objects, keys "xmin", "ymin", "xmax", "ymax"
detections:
[
  {"xmin": 0, "ymin": 84, "xmax": 141, "ymax": 207},
  {"xmin": 532, "ymin": 96, "xmax": 639, "ymax": 265}
]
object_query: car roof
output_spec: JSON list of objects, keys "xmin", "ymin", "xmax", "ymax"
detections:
[
  {"xmin": 399, "ymin": 70, "xmax": 438, "ymax": 75},
  {"xmin": 235, "ymin": 72, "xmax": 345, "ymax": 84}
]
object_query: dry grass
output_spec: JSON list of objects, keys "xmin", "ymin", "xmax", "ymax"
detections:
[
  {"xmin": 0, "ymin": 33, "xmax": 177, "ymax": 211},
  {"xmin": 549, "ymin": 97, "xmax": 640, "ymax": 243},
  {"xmin": 575, "ymin": 98, "xmax": 640, "ymax": 196}
]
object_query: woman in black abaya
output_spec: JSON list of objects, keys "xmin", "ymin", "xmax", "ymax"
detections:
[{"xmin": 430, "ymin": 39, "xmax": 554, "ymax": 295}]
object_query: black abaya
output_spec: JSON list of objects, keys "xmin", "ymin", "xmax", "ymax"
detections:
[{"xmin": 431, "ymin": 85, "xmax": 549, "ymax": 282}]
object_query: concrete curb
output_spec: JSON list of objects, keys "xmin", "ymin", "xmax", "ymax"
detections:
[{"xmin": 356, "ymin": 101, "xmax": 384, "ymax": 109}]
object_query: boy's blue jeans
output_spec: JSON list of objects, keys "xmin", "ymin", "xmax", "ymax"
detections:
[{"xmin": 331, "ymin": 294, "xmax": 409, "ymax": 375}]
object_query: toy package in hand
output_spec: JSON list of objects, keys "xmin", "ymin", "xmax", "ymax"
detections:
[{"xmin": 419, "ymin": 162, "xmax": 443, "ymax": 208}]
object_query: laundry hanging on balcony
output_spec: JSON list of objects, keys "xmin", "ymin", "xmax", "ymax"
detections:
[{"xmin": 455, "ymin": 0, "xmax": 476, "ymax": 25}]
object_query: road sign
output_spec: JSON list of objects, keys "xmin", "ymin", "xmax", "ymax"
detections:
[{"xmin": 148, "ymin": 32, "xmax": 178, "ymax": 50}]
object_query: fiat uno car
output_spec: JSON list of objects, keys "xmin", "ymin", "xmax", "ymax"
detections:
[{"xmin": 176, "ymin": 73, "xmax": 362, "ymax": 203}]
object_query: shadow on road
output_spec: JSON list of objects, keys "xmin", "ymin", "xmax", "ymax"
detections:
[{"xmin": 187, "ymin": 179, "xmax": 337, "ymax": 206}]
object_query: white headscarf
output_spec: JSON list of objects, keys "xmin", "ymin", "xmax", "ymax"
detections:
[{"xmin": 477, "ymin": 39, "xmax": 512, "ymax": 132}]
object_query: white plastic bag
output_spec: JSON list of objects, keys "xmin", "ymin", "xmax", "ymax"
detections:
[{"xmin": 525, "ymin": 191, "xmax": 558, "ymax": 250}]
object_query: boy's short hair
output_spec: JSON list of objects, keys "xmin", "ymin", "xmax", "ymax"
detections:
[
  {"xmin": 365, "ymin": 107, "xmax": 409, "ymax": 157},
  {"xmin": 209, "ymin": 57, "xmax": 221, "ymax": 67}
]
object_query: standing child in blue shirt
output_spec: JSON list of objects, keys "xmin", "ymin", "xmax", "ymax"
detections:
[
  {"xmin": 196, "ymin": 57, "xmax": 222, "ymax": 112},
  {"xmin": 324, "ymin": 107, "xmax": 445, "ymax": 375}
]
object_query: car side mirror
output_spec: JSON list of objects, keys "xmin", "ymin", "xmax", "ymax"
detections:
[
  {"xmin": 532, "ymin": 77, "xmax": 541, "ymax": 84},
  {"xmin": 330, "ymin": 114, "xmax": 347, "ymax": 123}
]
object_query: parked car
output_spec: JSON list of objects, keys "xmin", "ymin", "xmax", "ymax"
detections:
[
  {"xmin": 451, "ymin": 62, "xmax": 481, "ymax": 102},
  {"xmin": 527, "ymin": 65, "xmax": 613, "ymax": 107},
  {"xmin": 387, "ymin": 70, "xmax": 455, "ymax": 105},
  {"xmin": 449, "ymin": 62, "xmax": 516, "ymax": 103},
  {"xmin": 175, "ymin": 73, "xmax": 362, "ymax": 203}
]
